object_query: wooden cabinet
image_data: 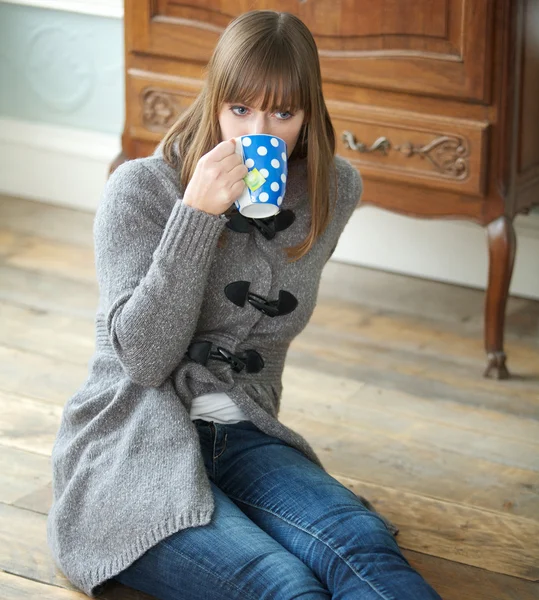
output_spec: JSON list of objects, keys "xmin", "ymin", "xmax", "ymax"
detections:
[{"xmin": 115, "ymin": 0, "xmax": 539, "ymax": 379}]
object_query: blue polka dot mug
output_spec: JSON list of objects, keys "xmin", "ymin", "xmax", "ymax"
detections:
[{"xmin": 234, "ymin": 134, "xmax": 288, "ymax": 218}]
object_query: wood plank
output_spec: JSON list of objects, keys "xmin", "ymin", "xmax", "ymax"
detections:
[
  {"xmin": 0, "ymin": 346, "xmax": 87, "ymax": 406},
  {"xmin": 290, "ymin": 327, "xmax": 539, "ymax": 419},
  {"xmin": 0, "ymin": 301, "xmax": 95, "ymax": 365},
  {"xmin": 282, "ymin": 372, "xmax": 539, "ymax": 472},
  {"xmin": 403, "ymin": 552, "xmax": 539, "ymax": 600},
  {"xmin": 0, "ymin": 502, "xmax": 69, "ymax": 589},
  {"xmin": 311, "ymin": 296, "xmax": 539, "ymax": 370},
  {"xmin": 0, "ymin": 570, "xmax": 88, "ymax": 600},
  {"xmin": 278, "ymin": 409, "xmax": 539, "ymax": 520},
  {"xmin": 0, "ymin": 445, "xmax": 51, "ymax": 507},
  {"xmin": 319, "ymin": 260, "xmax": 539, "ymax": 347},
  {"xmin": 0, "ymin": 266, "xmax": 97, "ymax": 320},
  {"xmin": 0, "ymin": 194, "xmax": 94, "ymax": 247},
  {"xmin": 0, "ymin": 390, "xmax": 61, "ymax": 455},
  {"xmin": 0, "ymin": 569, "xmax": 156, "ymax": 600},
  {"xmin": 0, "ymin": 229, "xmax": 96, "ymax": 284},
  {"xmin": 0, "ymin": 230, "xmax": 29, "ymax": 260},
  {"xmin": 283, "ymin": 365, "xmax": 539, "ymax": 447},
  {"xmin": 13, "ymin": 481, "xmax": 52, "ymax": 515},
  {"xmin": 2, "ymin": 227, "xmax": 537, "ymax": 370},
  {"xmin": 330, "ymin": 474, "xmax": 539, "ymax": 581},
  {"xmin": 304, "ymin": 312, "xmax": 539, "ymax": 399}
]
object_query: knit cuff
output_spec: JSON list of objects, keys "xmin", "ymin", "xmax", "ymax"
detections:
[{"xmin": 155, "ymin": 200, "xmax": 228, "ymax": 270}]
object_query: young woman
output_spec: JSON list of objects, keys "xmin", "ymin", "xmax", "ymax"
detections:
[{"xmin": 47, "ymin": 10, "xmax": 442, "ymax": 600}]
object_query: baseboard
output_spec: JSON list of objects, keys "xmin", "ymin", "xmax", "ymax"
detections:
[
  {"xmin": 1, "ymin": 117, "xmax": 537, "ymax": 300},
  {"xmin": 0, "ymin": 117, "xmax": 121, "ymax": 212},
  {"xmin": 333, "ymin": 207, "xmax": 539, "ymax": 300}
]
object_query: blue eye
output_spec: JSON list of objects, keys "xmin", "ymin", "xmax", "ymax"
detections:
[
  {"xmin": 229, "ymin": 105, "xmax": 294, "ymax": 120},
  {"xmin": 231, "ymin": 106, "xmax": 248, "ymax": 116}
]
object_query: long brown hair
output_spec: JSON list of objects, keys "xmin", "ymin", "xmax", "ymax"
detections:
[{"xmin": 161, "ymin": 10, "xmax": 336, "ymax": 262}]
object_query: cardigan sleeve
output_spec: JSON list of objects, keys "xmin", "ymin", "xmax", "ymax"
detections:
[
  {"xmin": 93, "ymin": 159, "xmax": 227, "ymax": 387},
  {"xmin": 342, "ymin": 161, "xmax": 363, "ymax": 225},
  {"xmin": 327, "ymin": 159, "xmax": 363, "ymax": 262}
]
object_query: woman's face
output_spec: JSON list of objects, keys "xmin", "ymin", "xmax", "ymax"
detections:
[{"xmin": 218, "ymin": 100, "xmax": 305, "ymax": 157}]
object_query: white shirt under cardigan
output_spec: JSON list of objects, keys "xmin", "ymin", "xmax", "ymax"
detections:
[{"xmin": 190, "ymin": 392, "xmax": 249, "ymax": 423}]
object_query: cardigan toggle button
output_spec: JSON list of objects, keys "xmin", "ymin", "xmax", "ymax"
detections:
[
  {"xmin": 187, "ymin": 340, "xmax": 264, "ymax": 373},
  {"xmin": 225, "ymin": 281, "xmax": 298, "ymax": 317},
  {"xmin": 225, "ymin": 209, "xmax": 295, "ymax": 240}
]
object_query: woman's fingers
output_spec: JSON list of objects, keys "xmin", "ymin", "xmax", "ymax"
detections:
[
  {"xmin": 228, "ymin": 162, "xmax": 249, "ymax": 184},
  {"xmin": 205, "ymin": 138, "xmax": 237, "ymax": 163},
  {"xmin": 219, "ymin": 151, "xmax": 244, "ymax": 174},
  {"xmin": 182, "ymin": 139, "xmax": 248, "ymax": 215},
  {"xmin": 229, "ymin": 179, "xmax": 247, "ymax": 200}
]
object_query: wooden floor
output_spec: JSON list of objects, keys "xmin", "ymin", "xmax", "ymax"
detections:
[{"xmin": 1, "ymin": 193, "xmax": 538, "ymax": 600}]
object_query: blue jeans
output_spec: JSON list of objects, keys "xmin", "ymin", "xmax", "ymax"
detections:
[{"xmin": 112, "ymin": 419, "xmax": 442, "ymax": 599}]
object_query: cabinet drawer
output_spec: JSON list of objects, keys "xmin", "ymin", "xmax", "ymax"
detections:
[
  {"xmin": 126, "ymin": 69, "xmax": 202, "ymax": 142},
  {"xmin": 330, "ymin": 101, "xmax": 489, "ymax": 197}
]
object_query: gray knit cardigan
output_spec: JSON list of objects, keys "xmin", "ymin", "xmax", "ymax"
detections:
[{"xmin": 47, "ymin": 147, "xmax": 395, "ymax": 598}]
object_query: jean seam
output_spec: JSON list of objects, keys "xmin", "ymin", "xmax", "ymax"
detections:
[
  {"xmin": 160, "ymin": 539, "xmax": 260, "ymax": 600},
  {"xmin": 214, "ymin": 432, "xmax": 228, "ymax": 460},
  {"xmin": 228, "ymin": 495, "xmax": 394, "ymax": 600}
]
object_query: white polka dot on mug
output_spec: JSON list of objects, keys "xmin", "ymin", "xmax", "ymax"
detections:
[{"xmin": 234, "ymin": 134, "xmax": 289, "ymax": 218}]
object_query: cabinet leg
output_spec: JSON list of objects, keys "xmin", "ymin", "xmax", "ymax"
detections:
[{"xmin": 484, "ymin": 216, "xmax": 516, "ymax": 379}]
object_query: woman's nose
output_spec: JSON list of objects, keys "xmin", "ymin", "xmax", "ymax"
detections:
[{"xmin": 252, "ymin": 116, "xmax": 270, "ymax": 135}]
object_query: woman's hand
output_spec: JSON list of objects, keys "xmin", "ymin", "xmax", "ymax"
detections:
[{"xmin": 182, "ymin": 139, "xmax": 248, "ymax": 216}]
